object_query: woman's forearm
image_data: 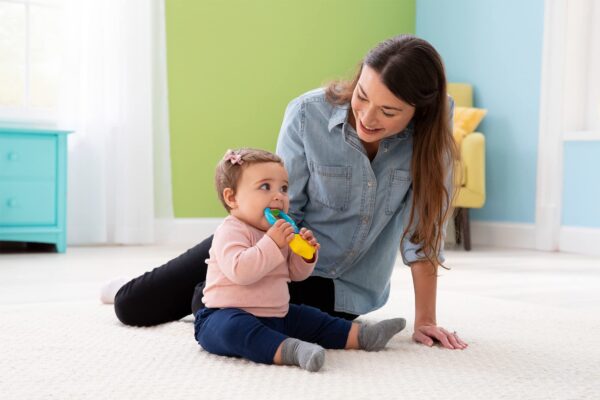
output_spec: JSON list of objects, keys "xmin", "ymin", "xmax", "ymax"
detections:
[{"xmin": 410, "ymin": 261, "xmax": 438, "ymax": 326}]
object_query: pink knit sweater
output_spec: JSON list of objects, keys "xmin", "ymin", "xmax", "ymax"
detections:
[{"xmin": 202, "ymin": 215, "xmax": 317, "ymax": 317}]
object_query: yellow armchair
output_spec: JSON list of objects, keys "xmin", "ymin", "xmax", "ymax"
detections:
[{"xmin": 448, "ymin": 83, "xmax": 486, "ymax": 250}]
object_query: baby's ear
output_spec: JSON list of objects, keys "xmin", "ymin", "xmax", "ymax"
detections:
[{"xmin": 223, "ymin": 188, "xmax": 237, "ymax": 209}]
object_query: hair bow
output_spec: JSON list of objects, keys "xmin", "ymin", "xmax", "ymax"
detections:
[{"xmin": 223, "ymin": 149, "xmax": 244, "ymax": 165}]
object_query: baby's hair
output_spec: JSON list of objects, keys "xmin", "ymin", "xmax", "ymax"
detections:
[{"xmin": 215, "ymin": 148, "xmax": 283, "ymax": 212}]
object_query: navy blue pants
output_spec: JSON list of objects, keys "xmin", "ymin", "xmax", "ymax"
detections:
[{"xmin": 194, "ymin": 304, "xmax": 353, "ymax": 365}]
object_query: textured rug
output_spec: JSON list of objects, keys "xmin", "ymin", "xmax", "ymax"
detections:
[{"xmin": 1, "ymin": 285, "xmax": 599, "ymax": 400}]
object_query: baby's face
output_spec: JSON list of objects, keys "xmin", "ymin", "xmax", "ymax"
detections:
[{"xmin": 229, "ymin": 162, "xmax": 290, "ymax": 231}]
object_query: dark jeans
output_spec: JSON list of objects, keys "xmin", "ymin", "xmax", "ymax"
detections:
[
  {"xmin": 194, "ymin": 304, "xmax": 352, "ymax": 365},
  {"xmin": 114, "ymin": 235, "xmax": 358, "ymax": 326}
]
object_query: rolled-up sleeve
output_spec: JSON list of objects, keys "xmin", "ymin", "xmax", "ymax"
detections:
[
  {"xmin": 276, "ymin": 98, "xmax": 309, "ymax": 224},
  {"xmin": 400, "ymin": 96, "xmax": 455, "ymax": 266}
]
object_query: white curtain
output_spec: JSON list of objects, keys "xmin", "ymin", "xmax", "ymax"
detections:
[
  {"xmin": 563, "ymin": 0, "xmax": 600, "ymax": 132},
  {"xmin": 59, "ymin": 0, "xmax": 173, "ymax": 245}
]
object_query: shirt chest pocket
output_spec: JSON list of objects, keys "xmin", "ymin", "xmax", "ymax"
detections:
[
  {"xmin": 385, "ymin": 169, "xmax": 412, "ymax": 215},
  {"xmin": 308, "ymin": 162, "xmax": 352, "ymax": 211}
]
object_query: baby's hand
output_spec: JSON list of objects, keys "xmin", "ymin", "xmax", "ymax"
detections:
[
  {"xmin": 267, "ymin": 219, "xmax": 295, "ymax": 248},
  {"xmin": 299, "ymin": 227, "xmax": 320, "ymax": 251}
]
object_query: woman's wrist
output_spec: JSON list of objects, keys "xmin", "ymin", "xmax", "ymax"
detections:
[{"xmin": 414, "ymin": 316, "xmax": 436, "ymax": 328}]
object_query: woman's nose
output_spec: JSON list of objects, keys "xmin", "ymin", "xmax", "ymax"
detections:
[{"xmin": 362, "ymin": 106, "xmax": 378, "ymax": 125}]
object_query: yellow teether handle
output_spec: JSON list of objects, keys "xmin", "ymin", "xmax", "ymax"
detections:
[{"xmin": 289, "ymin": 234, "xmax": 316, "ymax": 260}]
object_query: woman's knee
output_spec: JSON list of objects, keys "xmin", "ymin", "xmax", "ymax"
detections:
[
  {"xmin": 113, "ymin": 284, "xmax": 140, "ymax": 326},
  {"xmin": 113, "ymin": 283, "xmax": 160, "ymax": 326}
]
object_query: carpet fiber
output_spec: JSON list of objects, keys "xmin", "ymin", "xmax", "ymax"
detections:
[{"xmin": 1, "ymin": 286, "xmax": 599, "ymax": 399}]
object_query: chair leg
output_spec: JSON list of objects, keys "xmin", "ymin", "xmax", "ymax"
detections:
[
  {"xmin": 453, "ymin": 208, "xmax": 462, "ymax": 245},
  {"xmin": 461, "ymin": 208, "xmax": 472, "ymax": 251}
]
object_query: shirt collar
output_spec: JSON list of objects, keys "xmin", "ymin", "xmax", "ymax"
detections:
[
  {"xmin": 387, "ymin": 120, "xmax": 414, "ymax": 141},
  {"xmin": 328, "ymin": 105, "xmax": 350, "ymax": 132}
]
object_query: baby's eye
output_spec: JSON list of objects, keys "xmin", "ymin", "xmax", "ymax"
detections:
[
  {"xmin": 281, "ymin": 185, "xmax": 288, "ymax": 193},
  {"xmin": 259, "ymin": 183, "xmax": 270, "ymax": 191}
]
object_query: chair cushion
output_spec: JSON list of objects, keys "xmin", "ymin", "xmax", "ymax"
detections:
[
  {"xmin": 453, "ymin": 126, "xmax": 468, "ymax": 146},
  {"xmin": 453, "ymin": 106, "xmax": 487, "ymax": 146},
  {"xmin": 447, "ymin": 83, "xmax": 473, "ymax": 107}
]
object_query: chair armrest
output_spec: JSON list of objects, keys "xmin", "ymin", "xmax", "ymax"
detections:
[{"xmin": 453, "ymin": 132, "xmax": 485, "ymax": 208}]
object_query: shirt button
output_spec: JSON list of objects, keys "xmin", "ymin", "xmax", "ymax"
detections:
[
  {"xmin": 367, "ymin": 181, "xmax": 374, "ymax": 187},
  {"xmin": 362, "ymin": 217, "xmax": 369, "ymax": 224}
]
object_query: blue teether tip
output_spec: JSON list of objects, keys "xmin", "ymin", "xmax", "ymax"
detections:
[
  {"xmin": 263, "ymin": 208, "xmax": 299, "ymax": 233},
  {"xmin": 264, "ymin": 208, "xmax": 278, "ymax": 225}
]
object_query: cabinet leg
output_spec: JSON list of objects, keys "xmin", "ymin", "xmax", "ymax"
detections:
[{"xmin": 55, "ymin": 238, "xmax": 66, "ymax": 253}]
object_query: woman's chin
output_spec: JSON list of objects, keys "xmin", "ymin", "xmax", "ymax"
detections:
[{"xmin": 357, "ymin": 130, "xmax": 383, "ymax": 143}]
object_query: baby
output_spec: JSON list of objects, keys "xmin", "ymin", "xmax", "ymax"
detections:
[{"xmin": 194, "ymin": 148, "xmax": 406, "ymax": 372}]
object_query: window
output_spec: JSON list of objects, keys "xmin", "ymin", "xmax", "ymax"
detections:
[{"xmin": 0, "ymin": 0, "xmax": 64, "ymax": 122}]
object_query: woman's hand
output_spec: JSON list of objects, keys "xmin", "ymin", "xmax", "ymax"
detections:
[{"xmin": 412, "ymin": 323, "xmax": 468, "ymax": 350}]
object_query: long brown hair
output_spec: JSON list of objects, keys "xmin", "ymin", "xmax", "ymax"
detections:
[{"xmin": 326, "ymin": 35, "xmax": 458, "ymax": 269}]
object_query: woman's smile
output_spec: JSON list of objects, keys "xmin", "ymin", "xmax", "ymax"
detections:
[{"xmin": 358, "ymin": 118, "xmax": 383, "ymax": 134}]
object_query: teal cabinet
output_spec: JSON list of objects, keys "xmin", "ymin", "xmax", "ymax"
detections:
[{"xmin": 0, "ymin": 127, "xmax": 72, "ymax": 252}]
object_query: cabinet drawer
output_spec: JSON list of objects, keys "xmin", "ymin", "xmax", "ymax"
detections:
[
  {"xmin": 0, "ymin": 181, "xmax": 56, "ymax": 225},
  {"xmin": 0, "ymin": 135, "xmax": 56, "ymax": 179}
]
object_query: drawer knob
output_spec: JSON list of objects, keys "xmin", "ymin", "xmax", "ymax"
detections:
[
  {"xmin": 6, "ymin": 198, "xmax": 17, "ymax": 208},
  {"xmin": 7, "ymin": 152, "xmax": 19, "ymax": 161}
]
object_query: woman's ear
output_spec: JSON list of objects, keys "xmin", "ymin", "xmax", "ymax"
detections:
[{"xmin": 223, "ymin": 188, "xmax": 237, "ymax": 209}]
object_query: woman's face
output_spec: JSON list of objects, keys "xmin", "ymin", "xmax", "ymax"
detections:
[{"xmin": 350, "ymin": 65, "xmax": 416, "ymax": 148}]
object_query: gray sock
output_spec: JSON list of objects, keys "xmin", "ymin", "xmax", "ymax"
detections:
[
  {"xmin": 280, "ymin": 338, "xmax": 325, "ymax": 372},
  {"xmin": 358, "ymin": 318, "xmax": 406, "ymax": 351}
]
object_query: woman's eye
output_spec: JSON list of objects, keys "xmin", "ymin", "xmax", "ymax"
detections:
[
  {"xmin": 382, "ymin": 110, "xmax": 396, "ymax": 117},
  {"xmin": 357, "ymin": 94, "xmax": 367, "ymax": 102},
  {"xmin": 259, "ymin": 183, "xmax": 270, "ymax": 190}
]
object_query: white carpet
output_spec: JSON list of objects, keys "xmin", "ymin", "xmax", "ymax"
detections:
[{"xmin": 1, "ymin": 284, "xmax": 599, "ymax": 400}]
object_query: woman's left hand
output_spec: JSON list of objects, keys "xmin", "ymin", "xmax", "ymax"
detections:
[{"xmin": 412, "ymin": 324, "xmax": 468, "ymax": 350}]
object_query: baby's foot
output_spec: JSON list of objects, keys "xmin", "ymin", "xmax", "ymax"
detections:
[
  {"xmin": 358, "ymin": 318, "xmax": 406, "ymax": 351},
  {"xmin": 281, "ymin": 338, "xmax": 325, "ymax": 372}
]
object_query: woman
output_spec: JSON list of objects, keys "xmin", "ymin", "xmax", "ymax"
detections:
[{"xmin": 110, "ymin": 34, "xmax": 467, "ymax": 350}]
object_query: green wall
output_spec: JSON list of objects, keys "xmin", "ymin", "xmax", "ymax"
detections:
[{"xmin": 165, "ymin": 0, "xmax": 415, "ymax": 217}]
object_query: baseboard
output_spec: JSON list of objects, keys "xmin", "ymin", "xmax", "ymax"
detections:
[
  {"xmin": 471, "ymin": 221, "xmax": 537, "ymax": 249},
  {"xmin": 559, "ymin": 226, "xmax": 600, "ymax": 257},
  {"xmin": 155, "ymin": 218, "xmax": 600, "ymax": 257},
  {"xmin": 154, "ymin": 218, "xmax": 224, "ymax": 245},
  {"xmin": 156, "ymin": 218, "xmax": 538, "ymax": 249},
  {"xmin": 156, "ymin": 218, "xmax": 534, "ymax": 248}
]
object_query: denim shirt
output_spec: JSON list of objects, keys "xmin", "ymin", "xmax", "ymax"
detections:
[{"xmin": 276, "ymin": 88, "xmax": 452, "ymax": 316}]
